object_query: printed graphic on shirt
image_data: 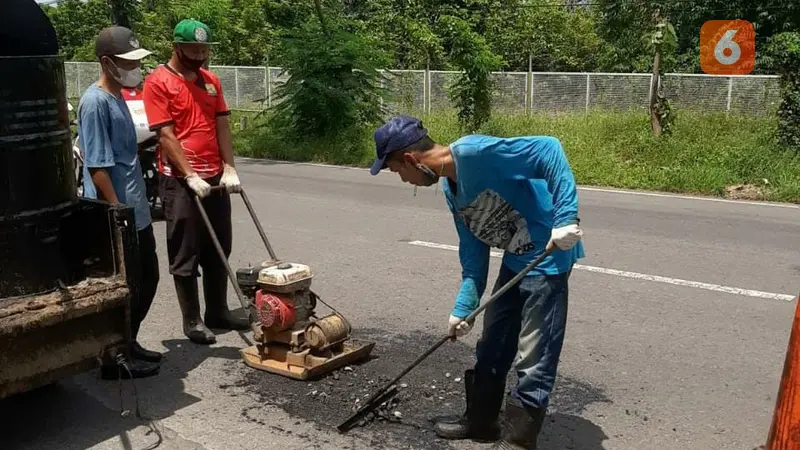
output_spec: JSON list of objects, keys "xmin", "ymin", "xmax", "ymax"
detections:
[
  {"xmin": 181, "ymin": 144, "xmax": 217, "ymax": 176},
  {"xmin": 458, "ymin": 189, "xmax": 535, "ymax": 255},
  {"xmin": 157, "ymin": 144, "xmax": 218, "ymax": 178}
]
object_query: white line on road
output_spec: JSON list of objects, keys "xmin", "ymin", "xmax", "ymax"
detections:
[
  {"xmin": 407, "ymin": 240, "xmax": 797, "ymax": 302},
  {"xmin": 578, "ymin": 186, "xmax": 799, "ymax": 209},
  {"xmin": 237, "ymin": 157, "xmax": 799, "ymax": 209}
]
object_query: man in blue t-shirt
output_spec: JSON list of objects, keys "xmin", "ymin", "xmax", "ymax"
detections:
[
  {"xmin": 370, "ymin": 116, "xmax": 584, "ymax": 449},
  {"xmin": 78, "ymin": 26, "xmax": 161, "ymax": 379}
]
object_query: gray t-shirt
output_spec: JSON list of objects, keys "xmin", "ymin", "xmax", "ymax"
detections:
[{"xmin": 78, "ymin": 83, "xmax": 151, "ymax": 231}]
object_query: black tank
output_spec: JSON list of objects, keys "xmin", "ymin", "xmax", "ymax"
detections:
[{"xmin": 0, "ymin": 0, "xmax": 80, "ymax": 298}]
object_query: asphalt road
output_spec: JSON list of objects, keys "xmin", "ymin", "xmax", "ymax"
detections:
[{"xmin": 2, "ymin": 159, "xmax": 799, "ymax": 450}]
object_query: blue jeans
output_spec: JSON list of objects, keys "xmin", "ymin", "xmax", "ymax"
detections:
[{"xmin": 474, "ymin": 264, "xmax": 571, "ymax": 410}]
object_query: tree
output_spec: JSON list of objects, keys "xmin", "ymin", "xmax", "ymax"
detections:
[
  {"xmin": 648, "ymin": 9, "xmax": 676, "ymax": 136},
  {"xmin": 486, "ymin": 1, "xmax": 604, "ymax": 72},
  {"xmin": 593, "ymin": 0, "xmax": 678, "ymax": 73},
  {"xmin": 593, "ymin": 0, "xmax": 800, "ymax": 74},
  {"xmin": 269, "ymin": 0, "xmax": 391, "ymax": 137},
  {"xmin": 41, "ymin": 0, "xmax": 112, "ymax": 61},
  {"xmin": 109, "ymin": 0, "xmax": 136, "ymax": 28},
  {"xmin": 767, "ymin": 32, "xmax": 800, "ymax": 152},
  {"xmin": 439, "ymin": 15, "xmax": 504, "ymax": 131}
]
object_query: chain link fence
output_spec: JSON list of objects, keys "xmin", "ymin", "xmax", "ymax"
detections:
[{"xmin": 65, "ymin": 62, "xmax": 782, "ymax": 116}]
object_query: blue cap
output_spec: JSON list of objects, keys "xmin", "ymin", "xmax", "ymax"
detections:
[{"xmin": 370, "ymin": 115, "xmax": 429, "ymax": 175}]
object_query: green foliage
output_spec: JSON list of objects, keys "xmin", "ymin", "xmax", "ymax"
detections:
[
  {"xmin": 41, "ymin": 0, "xmax": 112, "ymax": 61},
  {"xmin": 767, "ymin": 32, "xmax": 800, "ymax": 152},
  {"xmin": 593, "ymin": 0, "xmax": 800, "ymax": 74},
  {"xmin": 439, "ymin": 15, "xmax": 504, "ymax": 132},
  {"xmin": 269, "ymin": 14, "xmax": 391, "ymax": 138},
  {"xmin": 234, "ymin": 110, "xmax": 800, "ymax": 203},
  {"xmin": 488, "ymin": 1, "xmax": 604, "ymax": 71},
  {"xmin": 40, "ymin": 0, "xmax": 800, "ymax": 74},
  {"xmin": 594, "ymin": 1, "xmax": 680, "ymax": 72}
]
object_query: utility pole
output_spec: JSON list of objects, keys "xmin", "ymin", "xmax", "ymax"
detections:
[{"xmin": 649, "ymin": 8, "xmax": 664, "ymax": 137}]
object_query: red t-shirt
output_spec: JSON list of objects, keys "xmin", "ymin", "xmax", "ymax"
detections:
[{"xmin": 142, "ymin": 65, "xmax": 230, "ymax": 178}]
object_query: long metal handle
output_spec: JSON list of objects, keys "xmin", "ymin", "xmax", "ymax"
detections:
[
  {"xmin": 208, "ymin": 186, "xmax": 278, "ymax": 262},
  {"xmin": 239, "ymin": 189, "xmax": 278, "ymax": 261},
  {"xmin": 336, "ymin": 246, "xmax": 555, "ymax": 433},
  {"xmin": 193, "ymin": 190, "xmax": 260, "ymax": 336}
]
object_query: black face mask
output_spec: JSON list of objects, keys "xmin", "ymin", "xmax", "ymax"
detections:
[
  {"xmin": 178, "ymin": 49, "xmax": 206, "ymax": 71},
  {"xmin": 415, "ymin": 163, "xmax": 440, "ymax": 186}
]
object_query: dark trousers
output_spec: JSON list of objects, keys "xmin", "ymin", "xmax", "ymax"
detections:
[
  {"xmin": 475, "ymin": 264, "xmax": 572, "ymax": 410},
  {"xmin": 130, "ymin": 224, "xmax": 160, "ymax": 340},
  {"xmin": 159, "ymin": 173, "xmax": 232, "ymax": 277}
]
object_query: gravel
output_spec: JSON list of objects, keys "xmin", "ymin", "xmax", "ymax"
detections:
[
  {"xmin": 234, "ymin": 328, "xmax": 476, "ymax": 450},
  {"xmin": 226, "ymin": 327, "xmax": 612, "ymax": 449}
]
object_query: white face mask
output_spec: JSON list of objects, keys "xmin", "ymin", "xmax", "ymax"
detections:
[{"xmin": 108, "ymin": 60, "xmax": 143, "ymax": 88}]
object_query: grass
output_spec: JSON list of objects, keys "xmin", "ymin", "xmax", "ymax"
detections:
[{"xmin": 230, "ymin": 109, "xmax": 800, "ymax": 203}]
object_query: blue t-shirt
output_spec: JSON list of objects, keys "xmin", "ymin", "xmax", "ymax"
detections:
[
  {"xmin": 442, "ymin": 134, "xmax": 585, "ymax": 318},
  {"xmin": 78, "ymin": 83, "xmax": 151, "ymax": 231}
]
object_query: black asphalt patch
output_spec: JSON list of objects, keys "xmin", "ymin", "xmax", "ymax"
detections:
[{"xmin": 227, "ymin": 327, "xmax": 612, "ymax": 449}]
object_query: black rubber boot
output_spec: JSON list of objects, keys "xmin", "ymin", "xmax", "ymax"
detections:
[
  {"xmin": 130, "ymin": 341, "xmax": 163, "ymax": 363},
  {"xmin": 433, "ymin": 369, "xmax": 504, "ymax": 441},
  {"xmin": 174, "ymin": 275, "xmax": 216, "ymax": 345},
  {"xmin": 491, "ymin": 396, "xmax": 546, "ymax": 449},
  {"xmin": 430, "ymin": 369, "xmax": 476, "ymax": 427},
  {"xmin": 202, "ymin": 266, "xmax": 250, "ymax": 331}
]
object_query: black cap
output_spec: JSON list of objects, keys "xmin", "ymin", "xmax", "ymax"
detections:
[{"xmin": 95, "ymin": 26, "xmax": 152, "ymax": 60}]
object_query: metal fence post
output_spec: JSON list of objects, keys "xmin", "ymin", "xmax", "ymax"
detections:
[
  {"xmin": 726, "ymin": 76, "xmax": 733, "ymax": 115},
  {"xmin": 526, "ymin": 54, "xmax": 532, "ymax": 115},
  {"xmin": 585, "ymin": 73, "xmax": 591, "ymax": 114},
  {"xmin": 234, "ymin": 67, "xmax": 240, "ymax": 109},
  {"xmin": 261, "ymin": 64, "xmax": 269, "ymax": 107},
  {"xmin": 425, "ymin": 59, "xmax": 431, "ymax": 114},
  {"xmin": 379, "ymin": 69, "xmax": 385, "ymax": 111},
  {"xmin": 267, "ymin": 67, "xmax": 272, "ymax": 108}
]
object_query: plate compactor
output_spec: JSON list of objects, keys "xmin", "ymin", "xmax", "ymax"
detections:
[{"xmin": 194, "ymin": 187, "xmax": 375, "ymax": 380}]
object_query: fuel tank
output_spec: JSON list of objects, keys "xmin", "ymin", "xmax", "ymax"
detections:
[{"xmin": 0, "ymin": 0, "xmax": 80, "ymax": 298}]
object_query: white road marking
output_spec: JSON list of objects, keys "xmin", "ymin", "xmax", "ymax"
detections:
[
  {"xmin": 236, "ymin": 157, "xmax": 798, "ymax": 209},
  {"xmin": 407, "ymin": 240, "xmax": 797, "ymax": 302},
  {"xmin": 578, "ymin": 186, "xmax": 799, "ymax": 209}
]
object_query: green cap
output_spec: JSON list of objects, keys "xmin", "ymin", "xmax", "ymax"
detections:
[{"xmin": 173, "ymin": 19, "xmax": 217, "ymax": 45}]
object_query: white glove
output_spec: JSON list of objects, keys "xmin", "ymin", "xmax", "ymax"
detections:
[
  {"xmin": 548, "ymin": 224, "xmax": 583, "ymax": 250},
  {"xmin": 448, "ymin": 315, "xmax": 472, "ymax": 338},
  {"xmin": 186, "ymin": 173, "xmax": 212, "ymax": 199},
  {"xmin": 220, "ymin": 163, "xmax": 242, "ymax": 193}
]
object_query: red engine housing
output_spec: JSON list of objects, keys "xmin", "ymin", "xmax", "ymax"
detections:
[{"xmin": 255, "ymin": 290, "xmax": 296, "ymax": 332}]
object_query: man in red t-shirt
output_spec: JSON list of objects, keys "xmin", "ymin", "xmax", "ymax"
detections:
[{"xmin": 143, "ymin": 19, "xmax": 248, "ymax": 345}]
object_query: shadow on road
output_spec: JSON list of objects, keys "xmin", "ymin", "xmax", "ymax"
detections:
[
  {"xmin": 130, "ymin": 338, "xmax": 242, "ymax": 419},
  {"xmin": 0, "ymin": 336, "xmax": 243, "ymax": 450},
  {"xmin": 540, "ymin": 413, "xmax": 609, "ymax": 449},
  {"xmin": 0, "ymin": 381, "xmax": 162, "ymax": 450}
]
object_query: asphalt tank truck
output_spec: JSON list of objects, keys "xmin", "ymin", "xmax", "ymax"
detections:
[{"xmin": 0, "ymin": 0, "xmax": 138, "ymax": 398}]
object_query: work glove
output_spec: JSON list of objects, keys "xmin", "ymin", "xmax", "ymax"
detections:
[
  {"xmin": 548, "ymin": 224, "xmax": 583, "ymax": 251},
  {"xmin": 220, "ymin": 163, "xmax": 242, "ymax": 193},
  {"xmin": 186, "ymin": 173, "xmax": 212, "ymax": 199},
  {"xmin": 448, "ymin": 314, "xmax": 472, "ymax": 338}
]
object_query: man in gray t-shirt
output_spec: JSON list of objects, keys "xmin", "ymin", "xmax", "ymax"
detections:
[{"xmin": 78, "ymin": 26, "xmax": 161, "ymax": 380}]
